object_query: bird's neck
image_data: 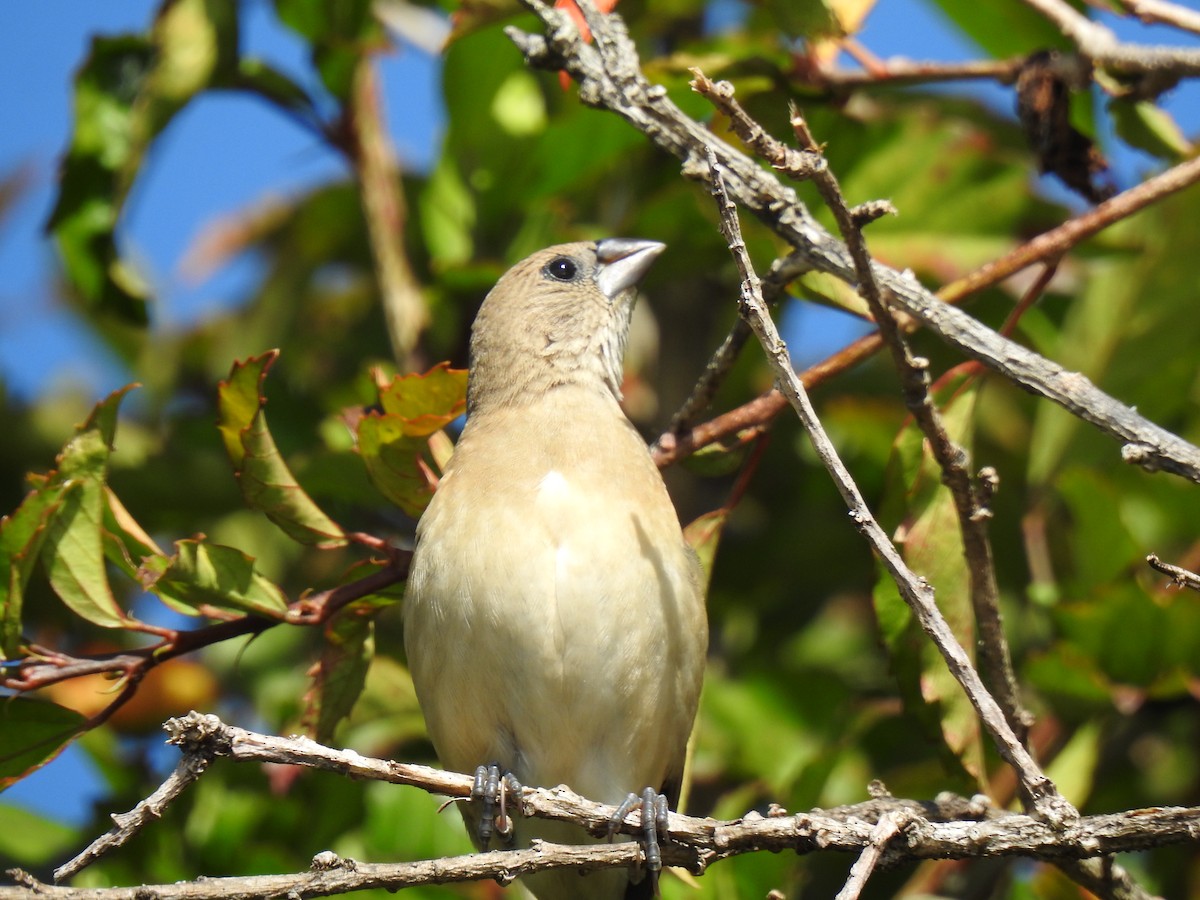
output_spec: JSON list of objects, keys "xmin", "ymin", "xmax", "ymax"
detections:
[{"xmin": 466, "ymin": 355, "xmax": 624, "ymax": 419}]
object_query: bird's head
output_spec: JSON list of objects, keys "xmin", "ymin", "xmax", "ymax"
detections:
[{"xmin": 467, "ymin": 238, "xmax": 665, "ymax": 413}]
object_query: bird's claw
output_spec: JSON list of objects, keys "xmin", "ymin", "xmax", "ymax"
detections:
[
  {"xmin": 471, "ymin": 763, "xmax": 522, "ymax": 849},
  {"xmin": 609, "ymin": 786, "xmax": 671, "ymax": 893}
]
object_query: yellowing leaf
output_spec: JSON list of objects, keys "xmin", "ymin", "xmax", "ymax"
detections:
[
  {"xmin": 360, "ymin": 363, "xmax": 468, "ymax": 515},
  {"xmin": 684, "ymin": 508, "xmax": 729, "ymax": 596},
  {"xmin": 375, "ymin": 362, "xmax": 468, "ymax": 436}
]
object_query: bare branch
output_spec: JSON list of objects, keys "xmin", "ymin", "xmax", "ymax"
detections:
[
  {"xmin": 702, "ymin": 146, "xmax": 1071, "ymax": 823},
  {"xmin": 808, "ymin": 57, "xmax": 1025, "ymax": 89},
  {"xmin": 834, "ymin": 811, "xmax": 912, "ymax": 900},
  {"xmin": 1022, "ymin": 0, "xmax": 1200, "ymax": 75},
  {"xmin": 506, "ymin": 3, "xmax": 1200, "ymax": 482},
  {"xmin": 11, "ymin": 715, "xmax": 1197, "ymax": 900},
  {"xmin": 55, "ymin": 751, "xmax": 216, "ymax": 882},
  {"xmin": 659, "ymin": 255, "xmax": 813, "ymax": 443},
  {"xmin": 1113, "ymin": 0, "xmax": 1200, "ymax": 35},
  {"xmin": 693, "ymin": 71, "xmax": 1039, "ymax": 753},
  {"xmin": 1146, "ymin": 553, "xmax": 1200, "ymax": 591},
  {"xmin": 654, "ymin": 151, "xmax": 1200, "ymax": 467}
]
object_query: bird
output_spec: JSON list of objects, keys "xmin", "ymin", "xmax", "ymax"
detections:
[{"xmin": 404, "ymin": 238, "xmax": 708, "ymax": 899}]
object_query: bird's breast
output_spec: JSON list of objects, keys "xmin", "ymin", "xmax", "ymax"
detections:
[{"xmin": 404, "ymin": 401, "xmax": 705, "ymax": 799}]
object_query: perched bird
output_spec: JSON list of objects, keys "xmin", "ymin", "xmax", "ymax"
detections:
[{"xmin": 404, "ymin": 239, "xmax": 708, "ymax": 899}]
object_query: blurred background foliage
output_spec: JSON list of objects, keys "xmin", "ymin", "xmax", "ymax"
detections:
[{"xmin": 2, "ymin": 0, "xmax": 1199, "ymax": 897}]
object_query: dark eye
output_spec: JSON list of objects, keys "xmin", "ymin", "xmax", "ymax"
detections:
[{"xmin": 544, "ymin": 256, "xmax": 578, "ymax": 281}]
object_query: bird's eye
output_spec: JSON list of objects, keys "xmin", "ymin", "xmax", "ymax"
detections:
[{"xmin": 544, "ymin": 257, "xmax": 578, "ymax": 282}]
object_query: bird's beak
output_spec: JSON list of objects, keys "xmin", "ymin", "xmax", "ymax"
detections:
[{"xmin": 595, "ymin": 239, "xmax": 666, "ymax": 301}]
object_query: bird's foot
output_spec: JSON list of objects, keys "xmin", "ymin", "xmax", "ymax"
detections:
[
  {"xmin": 609, "ymin": 787, "xmax": 670, "ymax": 893},
  {"xmin": 471, "ymin": 763, "xmax": 523, "ymax": 849}
]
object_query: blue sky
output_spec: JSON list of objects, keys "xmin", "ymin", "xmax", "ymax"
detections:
[
  {"xmin": 0, "ymin": 0, "xmax": 443, "ymax": 400},
  {"xmin": 2, "ymin": 1, "xmax": 1197, "ymax": 400},
  {"xmin": 3, "ymin": 0, "xmax": 1199, "ymax": 832}
]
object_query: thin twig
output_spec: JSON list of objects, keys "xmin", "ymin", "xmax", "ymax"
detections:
[
  {"xmin": 702, "ymin": 145, "xmax": 1072, "ymax": 823},
  {"xmin": 810, "ymin": 57, "xmax": 1026, "ymax": 89},
  {"xmin": 54, "ymin": 751, "xmax": 216, "ymax": 881},
  {"xmin": 3, "ymin": 558, "xmax": 409, "ymax": 719},
  {"xmin": 833, "ymin": 811, "xmax": 911, "ymax": 900},
  {"xmin": 520, "ymin": 5, "xmax": 1200, "ymax": 478},
  {"xmin": 693, "ymin": 71, "xmax": 1034, "ymax": 748},
  {"xmin": 660, "ymin": 256, "xmax": 814, "ymax": 443},
  {"xmin": 663, "ymin": 319, "xmax": 753, "ymax": 439},
  {"xmin": 348, "ymin": 59, "xmax": 428, "ymax": 367},
  {"xmin": 939, "ymin": 154, "xmax": 1200, "ymax": 306},
  {"xmin": 1022, "ymin": 0, "xmax": 1200, "ymax": 76},
  {"xmin": 1146, "ymin": 553, "xmax": 1200, "ymax": 591},
  {"xmin": 654, "ymin": 150, "xmax": 1200, "ymax": 467},
  {"xmin": 1113, "ymin": 0, "xmax": 1200, "ymax": 35}
]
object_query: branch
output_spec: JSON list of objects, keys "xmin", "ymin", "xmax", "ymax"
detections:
[
  {"xmin": 1146, "ymin": 553, "xmax": 1200, "ymax": 591},
  {"xmin": 809, "ymin": 57, "xmax": 1025, "ymax": 89},
  {"xmin": 2, "ymin": 556, "xmax": 409, "ymax": 725},
  {"xmin": 1113, "ymin": 0, "xmax": 1200, "ymax": 35},
  {"xmin": 834, "ymin": 811, "xmax": 911, "ymax": 900},
  {"xmin": 701, "ymin": 146, "xmax": 1071, "ymax": 824},
  {"xmin": 347, "ymin": 59, "xmax": 428, "ymax": 367},
  {"xmin": 756, "ymin": 72, "xmax": 1033, "ymax": 751},
  {"xmin": 506, "ymin": 2, "xmax": 1200, "ymax": 482},
  {"xmin": 653, "ymin": 151, "xmax": 1200, "ymax": 467},
  {"xmin": 10, "ymin": 714, "xmax": 1197, "ymax": 900},
  {"xmin": 1023, "ymin": 0, "xmax": 1200, "ymax": 76},
  {"xmin": 691, "ymin": 70, "xmax": 1034, "ymax": 746}
]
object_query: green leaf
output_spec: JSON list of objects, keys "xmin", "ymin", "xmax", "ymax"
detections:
[
  {"xmin": 420, "ymin": 157, "xmax": 476, "ymax": 268},
  {"xmin": 47, "ymin": 1, "xmax": 239, "ymax": 324},
  {"xmin": 140, "ymin": 538, "xmax": 289, "ymax": 618},
  {"xmin": 1056, "ymin": 467, "xmax": 1141, "ymax": 593},
  {"xmin": 0, "ymin": 803, "xmax": 80, "ymax": 865},
  {"xmin": 217, "ymin": 352, "xmax": 347, "ymax": 548},
  {"xmin": 0, "ymin": 483, "xmax": 67, "ymax": 658},
  {"xmin": 1109, "ymin": 98, "xmax": 1193, "ymax": 162},
  {"xmin": 760, "ymin": 0, "xmax": 843, "ymax": 40},
  {"xmin": 0, "ymin": 698, "xmax": 86, "ymax": 788},
  {"xmin": 273, "ymin": 0, "xmax": 383, "ymax": 100},
  {"xmin": 303, "ymin": 598, "xmax": 382, "ymax": 743},
  {"xmin": 700, "ymin": 674, "xmax": 822, "ymax": 795},
  {"xmin": 681, "ymin": 440, "xmax": 751, "ymax": 478},
  {"xmin": 101, "ymin": 487, "xmax": 197, "ymax": 617},
  {"xmin": 38, "ymin": 386, "xmax": 138, "ymax": 629},
  {"xmin": 60, "ymin": 384, "xmax": 136, "ymax": 477},
  {"xmin": 924, "ymin": 0, "xmax": 1068, "ymax": 58},
  {"xmin": 683, "ymin": 508, "xmax": 728, "ymax": 596},
  {"xmin": 356, "ymin": 414, "xmax": 436, "ymax": 517},
  {"xmin": 42, "ymin": 481, "xmax": 127, "ymax": 628},
  {"xmin": 1025, "ymin": 644, "xmax": 1114, "ymax": 717},
  {"xmin": 874, "ymin": 372, "xmax": 984, "ymax": 786},
  {"xmin": 1044, "ymin": 720, "xmax": 1101, "ymax": 808},
  {"xmin": 47, "ymin": 35, "xmax": 154, "ymax": 323}
]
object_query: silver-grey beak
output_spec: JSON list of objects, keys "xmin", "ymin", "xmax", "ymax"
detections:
[{"xmin": 595, "ymin": 238, "xmax": 666, "ymax": 300}]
